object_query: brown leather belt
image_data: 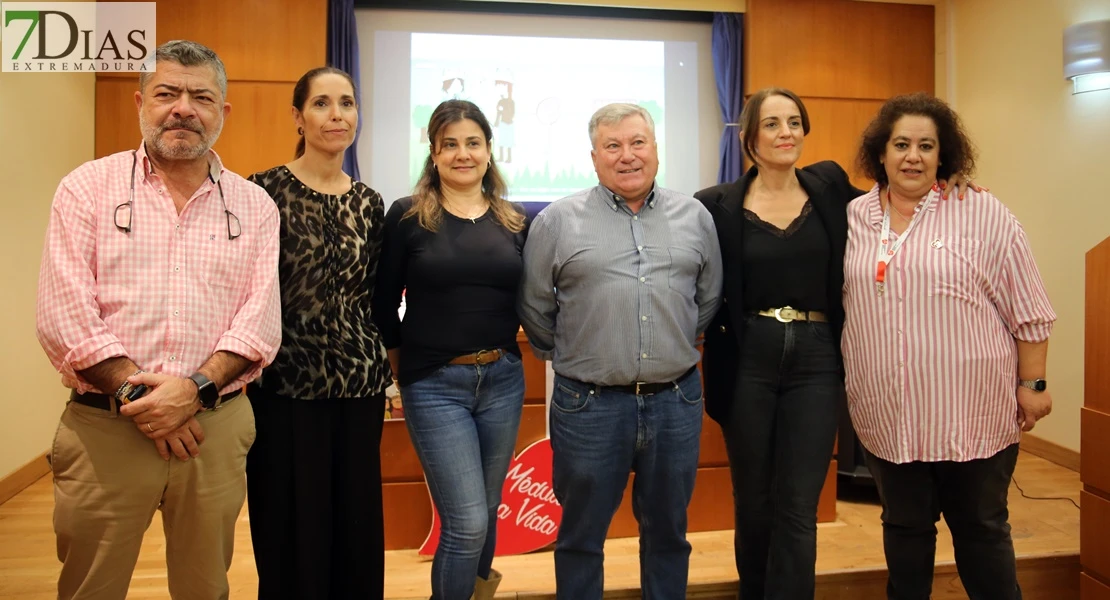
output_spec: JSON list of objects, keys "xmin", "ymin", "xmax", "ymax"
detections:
[
  {"xmin": 70, "ymin": 388, "xmax": 242, "ymax": 411},
  {"xmin": 449, "ymin": 349, "xmax": 505, "ymax": 366},
  {"xmin": 753, "ymin": 306, "xmax": 828, "ymax": 323}
]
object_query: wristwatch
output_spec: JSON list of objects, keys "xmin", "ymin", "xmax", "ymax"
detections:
[
  {"xmin": 188, "ymin": 372, "xmax": 220, "ymax": 409},
  {"xmin": 1018, "ymin": 378, "xmax": 1048, "ymax": 392}
]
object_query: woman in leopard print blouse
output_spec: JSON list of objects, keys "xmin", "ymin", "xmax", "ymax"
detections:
[{"xmin": 244, "ymin": 67, "xmax": 391, "ymax": 599}]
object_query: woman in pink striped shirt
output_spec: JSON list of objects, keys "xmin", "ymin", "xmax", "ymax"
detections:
[{"xmin": 843, "ymin": 93, "xmax": 1056, "ymax": 599}]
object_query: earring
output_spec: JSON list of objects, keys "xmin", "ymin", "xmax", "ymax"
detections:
[
  {"xmin": 487, "ymin": 160, "xmax": 491, "ymax": 169},
  {"xmin": 433, "ymin": 164, "xmax": 438, "ymax": 171},
  {"xmin": 297, "ymin": 127, "xmax": 304, "ymax": 136}
]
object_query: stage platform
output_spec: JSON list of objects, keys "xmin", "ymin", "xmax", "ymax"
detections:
[{"xmin": 0, "ymin": 451, "xmax": 1080, "ymax": 599}]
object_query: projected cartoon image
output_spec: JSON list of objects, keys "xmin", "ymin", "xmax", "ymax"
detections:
[
  {"xmin": 409, "ymin": 33, "xmax": 667, "ymax": 201},
  {"xmin": 494, "ymin": 74, "xmax": 515, "ymax": 164}
]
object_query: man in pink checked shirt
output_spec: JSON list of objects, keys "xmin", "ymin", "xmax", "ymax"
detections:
[{"xmin": 35, "ymin": 40, "xmax": 280, "ymax": 600}]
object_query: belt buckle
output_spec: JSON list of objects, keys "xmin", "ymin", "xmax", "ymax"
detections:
[
  {"xmin": 634, "ymin": 382, "xmax": 643, "ymax": 395},
  {"xmin": 774, "ymin": 306, "xmax": 797, "ymax": 323},
  {"xmin": 475, "ymin": 349, "xmax": 498, "ymax": 365}
]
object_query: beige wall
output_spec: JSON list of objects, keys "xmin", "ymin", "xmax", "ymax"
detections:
[
  {"xmin": 950, "ymin": 0, "xmax": 1110, "ymax": 451},
  {"xmin": 0, "ymin": 72, "xmax": 95, "ymax": 479}
]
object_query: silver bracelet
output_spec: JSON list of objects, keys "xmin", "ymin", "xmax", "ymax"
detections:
[{"xmin": 113, "ymin": 369, "xmax": 145, "ymax": 401}]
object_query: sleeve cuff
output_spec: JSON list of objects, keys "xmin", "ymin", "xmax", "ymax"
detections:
[
  {"xmin": 214, "ymin": 332, "xmax": 274, "ymax": 392},
  {"xmin": 63, "ymin": 339, "xmax": 127, "ymax": 393},
  {"xmin": 1013, "ymin": 321, "xmax": 1053, "ymax": 344},
  {"xmin": 528, "ymin": 343, "xmax": 554, "ymax": 362}
]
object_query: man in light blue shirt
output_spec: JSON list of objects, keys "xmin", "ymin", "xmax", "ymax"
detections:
[{"xmin": 519, "ymin": 103, "xmax": 722, "ymax": 599}]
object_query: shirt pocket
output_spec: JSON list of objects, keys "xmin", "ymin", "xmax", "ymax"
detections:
[
  {"xmin": 195, "ymin": 239, "xmax": 252, "ymax": 330},
  {"xmin": 667, "ymin": 247, "xmax": 702, "ymax": 294},
  {"xmin": 927, "ymin": 236, "xmax": 983, "ymax": 304}
]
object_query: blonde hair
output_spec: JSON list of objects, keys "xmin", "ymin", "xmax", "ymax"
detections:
[{"xmin": 407, "ymin": 100, "xmax": 524, "ymax": 233}]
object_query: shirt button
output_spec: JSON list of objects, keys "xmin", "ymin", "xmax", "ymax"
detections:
[
  {"xmin": 170, "ymin": 356, "xmax": 177, "ymax": 361},
  {"xmin": 158, "ymin": 189, "xmax": 164, "ymax": 195},
  {"xmin": 174, "ymin": 310, "xmax": 180, "ymax": 316},
  {"xmin": 639, "ymin": 277, "xmax": 646, "ymax": 282},
  {"xmin": 641, "ymin": 353, "xmax": 648, "ymax": 358},
  {"xmin": 637, "ymin": 245, "xmax": 643, "ymax": 252},
  {"xmin": 641, "ymin": 316, "xmax": 647, "ymax": 321},
  {"xmin": 174, "ymin": 266, "xmax": 180, "ymax": 272},
  {"xmin": 633, "ymin": 216, "xmax": 639, "ymax": 221},
  {"xmin": 720, "ymin": 325, "xmax": 726, "ymax": 332},
  {"xmin": 898, "ymin": 361, "xmax": 904, "ymax": 367}
]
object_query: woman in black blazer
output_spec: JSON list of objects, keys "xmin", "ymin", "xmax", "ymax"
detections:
[
  {"xmin": 695, "ymin": 88, "xmax": 859, "ymax": 599},
  {"xmin": 696, "ymin": 88, "xmax": 970, "ymax": 599}
]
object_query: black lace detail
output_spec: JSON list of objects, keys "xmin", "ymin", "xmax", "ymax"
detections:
[{"xmin": 742, "ymin": 200, "xmax": 814, "ymax": 238}]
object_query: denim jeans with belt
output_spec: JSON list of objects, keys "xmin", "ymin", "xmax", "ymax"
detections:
[
  {"xmin": 401, "ymin": 352, "xmax": 525, "ymax": 600},
  {"xmin": 725, "ymin": 314, "xmax": 841, "ymax": 600},
  {"xmin": 549, "ymin": 368, "xmax": 704, "ymax": 600}
]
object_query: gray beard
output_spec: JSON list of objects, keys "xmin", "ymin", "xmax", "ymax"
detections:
[{"xmin": 139, "ymin": 119, "xmax": 222, "ymax": 161}]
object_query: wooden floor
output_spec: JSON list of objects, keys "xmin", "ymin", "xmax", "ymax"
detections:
[{"xmin": 0, "ymin": 451, "xmax": 1080, "ymax": 599}]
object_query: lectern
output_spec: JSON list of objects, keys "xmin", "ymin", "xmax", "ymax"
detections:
[{"xmin": 1082, "ymin": 236, "xmax": 1110, "ymax": 597}]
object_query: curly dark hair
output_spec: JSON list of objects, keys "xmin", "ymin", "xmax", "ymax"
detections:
[{"xmin": 855, "ymin": 92, "xmax": 977, "ymax": 186}]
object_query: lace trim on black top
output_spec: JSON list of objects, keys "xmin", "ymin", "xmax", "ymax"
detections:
[{"xmin": 742, "ymin": 200, "xmax": 814, "ymax": 238}]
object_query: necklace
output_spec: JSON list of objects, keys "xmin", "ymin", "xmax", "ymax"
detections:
[
  {"xmin": 444, "ymin": 199, "xmax": 488, "ymax": 223},
  {"xmin": 885, "ymin": 188, "xmax": 917, "ymax": 224}
]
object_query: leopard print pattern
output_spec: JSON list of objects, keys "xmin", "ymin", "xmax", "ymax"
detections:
[{"xmin": 248, "ymin": 166, "xmax": 392, "ymax": 399}]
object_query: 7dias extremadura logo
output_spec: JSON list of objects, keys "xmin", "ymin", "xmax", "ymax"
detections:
[{"xmin": 2, "ymin": 2, "xmax": 155, "ymax": 72}]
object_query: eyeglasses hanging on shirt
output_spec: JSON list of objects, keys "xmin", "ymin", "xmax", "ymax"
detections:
[{"xmin": 114, "ymin": 150, "xmax": 241, "ymax": 240}]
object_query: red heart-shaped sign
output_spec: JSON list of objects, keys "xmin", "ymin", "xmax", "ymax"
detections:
[{"xmin": 418, "ymin": 438, "xmax": 561, "ymax": 556}]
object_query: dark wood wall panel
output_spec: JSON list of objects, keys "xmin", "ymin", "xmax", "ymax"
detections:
[
  {"xmin": 746, "ymin": 0, "xmax": 934, "ymax": 100},
  {"xmin": 797, "ymin": 97, "xmax": 885, "ymax": 190},
  {"xmin": 98, "ymin": 0, "xmax": 326, "ymax": 84}
]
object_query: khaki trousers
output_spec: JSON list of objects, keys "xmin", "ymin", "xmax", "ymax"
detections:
[{"xmin": 51, "ymin": 395, "xmax": 256, "ymax": 600}]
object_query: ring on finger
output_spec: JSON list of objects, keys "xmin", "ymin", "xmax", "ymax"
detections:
[{"xmin": 146, "ymin": 423, "xmax": 153, "ymax": 433}]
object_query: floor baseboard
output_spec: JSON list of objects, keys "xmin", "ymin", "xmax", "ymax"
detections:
[
  {"xmin": 0, "ymin": 452, "xmax": 51, "ymax": 506},
  {"xmin": 1020, "ymin": 434, "xmax": 1080, "ymax": 472}
]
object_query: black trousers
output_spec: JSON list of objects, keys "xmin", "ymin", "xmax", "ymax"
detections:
[
  {"xmin": 863, "ymin": 443, "xmax": 1022, "ymax": 600},
  {"xmin": 723, "ymin": 316, "xmax": 841, "ymax": 600},
  {"xmin": 245, "ymin": 385, "xmax": 386, "ymax": 600}
]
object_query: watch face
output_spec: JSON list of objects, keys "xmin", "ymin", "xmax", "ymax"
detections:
[
  {"xmin": 1034, "ymin": 380, "xmax": 1047, "ymax": 391},
  {"xmin": 190, "ymin": 373, "xmax": 219, "ymax": 406}
]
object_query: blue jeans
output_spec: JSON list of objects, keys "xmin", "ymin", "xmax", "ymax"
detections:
[
  {"xmin": 550, "ymin": 369, "xmax": 703, "ymax": 600},
  {"xmin": 401, "ymin": 352, "xmax": 525, "ymax": 600}
]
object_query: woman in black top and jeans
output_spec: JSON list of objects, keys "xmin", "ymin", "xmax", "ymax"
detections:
[
  {"xmin": 696, "ymin": 88, "xmax": 857, "ymax": 599},
  {"xmin": 372, "ymin": 100, "xmax": 527, "ymax": 600}
]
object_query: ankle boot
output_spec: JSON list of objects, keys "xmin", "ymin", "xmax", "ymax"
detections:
[{"xmin": 470, "ymin": 568, "xmax": 502, "ymax": 600}]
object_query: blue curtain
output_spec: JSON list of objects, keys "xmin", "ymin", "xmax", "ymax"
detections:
[
  {"xmin": 327, "ymin": 0, "xmax": 362, "ymax": 180},
  {"xmin": 711, "ymin": 12, "xmax": 744, "ymax": 184}
]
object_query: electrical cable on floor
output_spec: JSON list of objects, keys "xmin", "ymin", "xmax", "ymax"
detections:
[{"xmin": 1011, "ymin": 475, "xmax": 1080, "ymax": 510}]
